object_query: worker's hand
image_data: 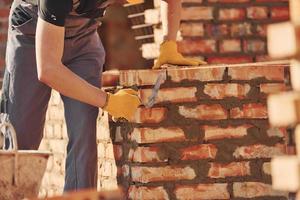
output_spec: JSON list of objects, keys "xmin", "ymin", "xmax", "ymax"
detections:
[
  {"xmin": 103, "ymin": 89, "xmax": 141, "ymax": 121},
  {"xmin": 127, "ymin": 0, "xmax": 144, "ymax": 4},
  {"xmin": 153, "ymin": 40, "xmax": 207, "ymax": 69},
  {"xmin": 99, "ymin": 0, "xmax": 142, "ymax": 8}
]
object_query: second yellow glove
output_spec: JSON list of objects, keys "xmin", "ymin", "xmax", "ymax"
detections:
[
  {"xmin": 103, "ymin": 89, "xmax": 141, "ymax": 121},
  {"xmin": 153, "ymin": 40, "xmax": 207, "ymax": 69},
  {"xmin": 127, "ymin": 0, "xmax": 143, "ymax": 4}
]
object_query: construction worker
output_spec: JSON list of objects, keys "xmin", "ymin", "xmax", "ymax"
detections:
[{"xmin": 1, "ymin": 0, "xmax": 206, "ymax": 191}]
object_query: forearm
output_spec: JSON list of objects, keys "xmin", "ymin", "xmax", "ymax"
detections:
[
  {"xmin": 161, "ymin": 0, "xmax": 181, "ymax": 41},
  {"xmin": 41, "ymin": 63, "xmax": 107, "ymax": 108}
]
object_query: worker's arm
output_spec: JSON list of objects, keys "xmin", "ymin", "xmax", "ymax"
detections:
[
  {"xmin": 153, "ymin": 0, "xmax": 207, "ymax": 69},
  {"xmin": 161, "ymin": 0, "xmax": 181, "ymax": 41},
  {"xmin": 35, "ymin": 18, "xmax": 140, "ymax": 120},
  {"xmin": 35, "ymin": 19, "xmax": 107, "ymax": 108}
]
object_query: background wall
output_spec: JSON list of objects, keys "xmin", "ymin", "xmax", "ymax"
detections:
[{"xmin": 141, "ymin": 0, "xmax": 290, "ymax": 64}]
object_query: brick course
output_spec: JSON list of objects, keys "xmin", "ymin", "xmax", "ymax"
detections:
[
  {"xmin": 144, "ymin": 0, "xmax": 290, "ymax": 64},
  {"xmin": 112, "ymin": 62, "xmax": 290, "ymax": 199}
]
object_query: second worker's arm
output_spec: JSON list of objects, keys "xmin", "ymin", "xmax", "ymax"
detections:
[{"xmin": 153, "ymin": 0, "xmax": 207, "ymax": 69}]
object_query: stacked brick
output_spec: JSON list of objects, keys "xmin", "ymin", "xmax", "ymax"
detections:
[
  {"xmin": 111, "ymin": 62, "xmax": 290, "ymax": 199},
  {"xmin": 142, "ymin": 0, "xmax": 290, "ymax": 64},
  {"xmin": 38, "ymin": 91, "xmax": 117, "ymax": 197}
]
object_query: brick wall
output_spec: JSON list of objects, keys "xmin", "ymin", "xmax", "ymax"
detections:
[
  {"xmin": 143, "ymin": 0, "xmax": 290, "ymax": 64},
  {"xmin": 111, "ymin": 62, "xmax": 290, "ymax": 199}
]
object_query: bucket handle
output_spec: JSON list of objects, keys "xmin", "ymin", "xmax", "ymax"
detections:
[{"xmin": 0, "ymin": 120, "xmax": 19, "ymax": 186}]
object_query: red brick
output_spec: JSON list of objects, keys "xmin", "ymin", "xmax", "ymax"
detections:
[
  {"xmin": 219, "ymin": 39, "xmax": 241, "ymax": 53},
  {"xmin": 139, "ymin": 87, "xmax": 197, "ymax": 105},
  {"xmin": 204, "ymin": 83, "xmax": 251, "ymax": 99},
  {"xmin": 175, "ymin": 184, "xmax": 230, "ymax": 200},
  {"xmin": 209, "ymin": 0, "xmax": 249, "ymax": 2},
  {"xmin": 230, "ymin": 23, "xmax": 252, "ymax": 36},
  {"xmin": 119, "ymin": 69, "xmax": 166, "ymax": 86},
  {"xmin": 0, "ymin": 9, "xmax": 9, "ymax": 18},
  {"xmin": 168, "ymin": 67, "xmax": 225, "ymax": 82},
  {"xmin": 133, "ymin": 107, "xmax": 167, "ymax": 124},
  {"xmin": 206, "ymin": 24, "xmax": 229, "ymax": 37},
  {"xmin": 128, "ymin": 146, "xmax": 164, "ymax": 163},
  {"xmin": 178, "ymin": 39, "xmax": 216, "ymax": 54},
  {"xmin": 255, "ymin": 55, "xmax": 273, "ymax": 62},
  {"xmin": 131, "ymin": 166, "xmax": 196, "ymax": 183},
  {"xmin": 247, "ymin": 7, "xmax": 268, "ymax": 19},
  {"xmin": 243, "ymin": 40, "xmax": 266, "ymax": 53},
  {"xmin": 230, "ymin": 103, "xmax": 267, "ymax": 119},
  {"xmin": 0, "ymin": 33, "xmax": 7, "ymax": 42},
  {"xmin": 271, "ymin": 7, "xmax": 290, "ymax": 20},
  {"xmin": 260, "ymin": 83, "xmax": 287, "ymax": 94},
  {"xmin": 267, "ymin": 127, "xmax": 287, "ymax": 138},
  {"xmin": 256, "ymin": 0, "xmax": 288, "ymax": 2},
  {"xmin": 179, "ymin": 104, "xmax": 228, "ymax": 120},
  {"xmin": 262, "ymin": 162, "xmax": 271, "ymax": 175},
  {"xmin": 113, "ymin": 145, "xmax": 123, "ymax": 161},
  {"xmin": 130, "ymin": 127, "xmax": 186, "ymax": 144},
  {"xmin": 181, "ymin": 7, "xmax": 213, "ymax": 20},
  {"xmin": 233, "ymin": 182, "xmax": 287, "ymax": 198},
  {"xmin": 208, "ymin": 161, "xmax": 250, "ymax": 178},
  {"xmin": 219, "ymin": 8, "xmax": 246, "ymax": 21},
  {"xmin": 233, "ymin": 143, "xmax": 286, "ymax": 159},
  {"xmin": 182, "ymin": 0, "xmax": 203, "ymax": 2},
  {"xmin": 203, "ymin": 125, "xmax": 252, "ymax": 141},
  {"xmin": 228, "ymin": 65, "xmax": 285, "ymax": 81},
  {"xmin": 180, "ymin": 144, "xmax": 217, "ymax": 160},
  {"xmin": 256, "ymin": 24, "xmax": 268, "ymax": 36},
  {"xmin": 180, "ymin": 23, "xmax": 204, "ymax": 37},
  {"xmin": 207, "ymin": 56, "xmax": 253, "ymax": 64},
  {"xmin": 128, "ymin": 186, "xmax": 169, "ymax": 200}
]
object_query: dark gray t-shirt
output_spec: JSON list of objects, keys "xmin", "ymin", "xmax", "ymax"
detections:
[{"xmin": 38, "ymin": 0, "xmax": 106, "ymax": 26}]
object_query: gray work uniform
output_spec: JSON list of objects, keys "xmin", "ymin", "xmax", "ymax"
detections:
[{"xmin": 1, "ymin": 0, "xmax": 105, "ymax": 191}]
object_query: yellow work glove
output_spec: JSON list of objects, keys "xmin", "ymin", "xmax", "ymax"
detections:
[
  {"xmin": 103, "ymin": 89, "xmax": 141, "ymax": 121},
  {"xmin": 127, "ymin": 0, "xmax": 143, "ymax": 4},
  {"xmin": 153, "ymin": 40, "xmax": 207, "ymax": 69}
]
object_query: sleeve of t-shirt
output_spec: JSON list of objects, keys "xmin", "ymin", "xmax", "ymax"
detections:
[{"xmin": 38, "ymin": 0, "xmax": 73, "ymax": 27}]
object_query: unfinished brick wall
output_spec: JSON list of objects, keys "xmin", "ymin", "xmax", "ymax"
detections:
[
  {"xmin": 142, "ymin": 0, "xmax": 290, "ymax": 64},
  {"xmin": 111, "ymin": 62, "xmax": 290, "ymax": 199}
]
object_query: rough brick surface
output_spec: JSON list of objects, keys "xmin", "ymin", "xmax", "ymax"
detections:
[
  {"xmin": 175, "ymin": 184, "xmax": 230, "ymax": 200},
  {"xmin": 112, "ymin": 63, "xmax": 288, "ymax": 199},
  {"xmin": 180, "ymin": 144, "xmax": 218, "ymax": 160},
  {"xmin": 179, "ymin": 104, "xmax": 228, "ymax": 120},
  {"xmin": 204, "ymin": 83, "xmax": 251, "ymax": 99},
  {"xmin": 128, "ymin": 186, "xmax": 169, "ymax": 200},
  {"xmin": 130, "ymin": 127, "xmax": 186, "ymax": 144},
  {"xmin": 139, "ymin": 87, "xmax": 197, "ymax": 105},
  {"xmin": 233, "ymin": 182, "xmax": 287, "ymax": 198},
  {"xmin": 233, "ymin": 144, "xmax": 286, "ymax": 159},
  {"xmin": 203, "ymin": 125, "xmax": 252, "ymax": 141},
  {"xmin": 131, "ymin": 166, "xmax": 196, "ymax": 183},
  {"xmin": 230, "ymin": 103, "xmax": 268, "ymax": 119},
  {"xmin": 208, "ymin": 161, "xmax": 251, "ymax": 178}
]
